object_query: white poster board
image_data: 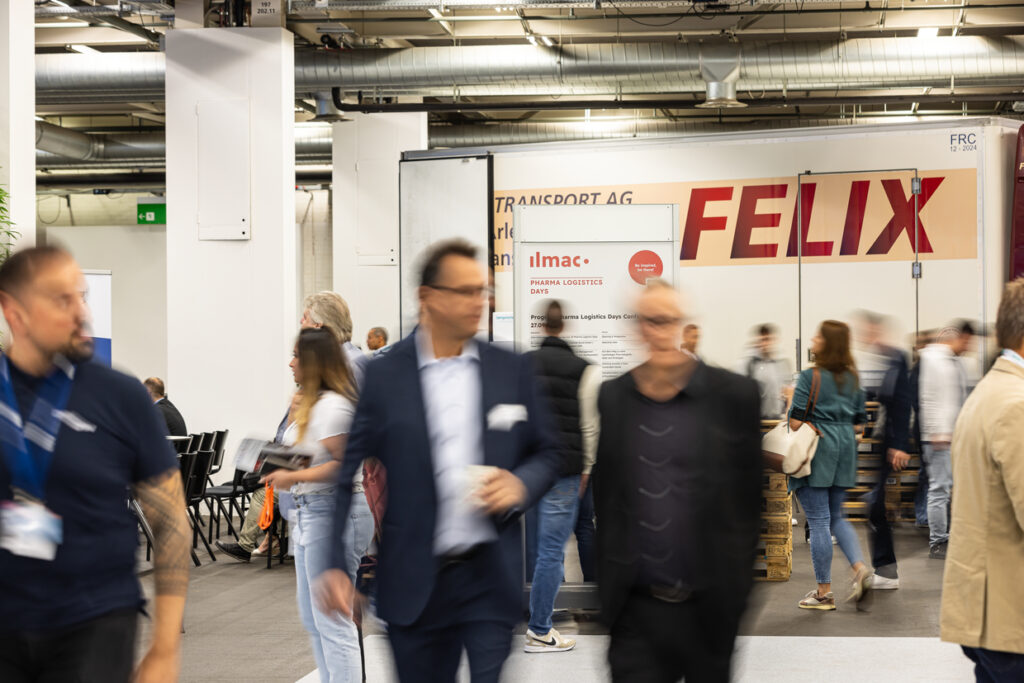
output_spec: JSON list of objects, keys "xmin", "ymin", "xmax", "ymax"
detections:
[
  {"xmin": 513, "ymin": 204, "xmax": 678, "ymax": 379},
  {"xmin": 83, "ymin": 270, "xmax": 112, "ymax": 366},
  {"xmin": 399, "ymin": 155, "xmax": 491, "ymax": 337}
]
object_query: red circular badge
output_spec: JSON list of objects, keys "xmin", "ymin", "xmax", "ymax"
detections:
[{"xmin": 628, "ymin": 250, "xmax": 664, "ymax": 285}]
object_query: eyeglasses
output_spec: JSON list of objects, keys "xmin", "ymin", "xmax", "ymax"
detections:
[
  {"xmin": 428, "ymin": 285, "xmax": 493, "ymax": 300},
  {"xmin": 638, "ymin": 315, "xmax": 683, "ymax": 328}
]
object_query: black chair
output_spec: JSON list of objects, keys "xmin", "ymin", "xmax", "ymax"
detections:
[
  {"xmin": 207, "ymin": 430, "xmax": 229, "ymax": 480},
  {"xmin": 175, "ymin": 451, "xmax": 202, "ymax": 568},
  {"xmin": 184, "ymin": 449, "xmax": 217, "ymax": 563},
  {"xmin": 171, "ymin": 438, "xmax": 192, "ymax": 456},
  {"xmin": 198, "ymin": 432, "xmax": 215, "ymax": 452},
  {"xmin": 204, "ymin": 468, "xmax": 247, "ymax": 541}
]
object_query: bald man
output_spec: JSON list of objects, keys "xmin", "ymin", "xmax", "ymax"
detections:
[{"xmin": 593, "ymin": 281, "xmax": 762, "ymax": 683}]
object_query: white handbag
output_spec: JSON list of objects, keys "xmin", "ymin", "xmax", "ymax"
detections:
[{"xmin": 762, "ymin": 368, "xmax": 822, "ymax": 478}]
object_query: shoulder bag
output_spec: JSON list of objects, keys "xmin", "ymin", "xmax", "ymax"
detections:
[{"xmin": 762, "ymin": 368, "xmax": 821, "ymax": 478}]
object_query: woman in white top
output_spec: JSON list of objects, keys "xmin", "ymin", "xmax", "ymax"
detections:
[{"xmin": 263, "ymin": 327, "xmax": 374, "ymax": 683}]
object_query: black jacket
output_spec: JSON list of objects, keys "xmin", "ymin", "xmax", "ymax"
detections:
[
  {"xmin": 874, "ymin": 346, "xmax": 912, "ymax": 453},
  {"xmin": 529, "ymin": 336, "xmax": 589, "ymax": 476},
  {"xmin": 592, "ymin": 362, "xmax": 762, "ymax": 631},
  {"xmin": 156, "ymin": 397, "xmax": 187, "ymax": 437}
]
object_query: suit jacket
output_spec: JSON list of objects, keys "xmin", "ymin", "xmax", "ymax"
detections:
[
  {"xmin": 593, "ymin": 362, "xmax": 762, "ymax": 631},
  {"xmin": 155, "ymin": 397, "xmax": 187, "ymax": 437},
  {"xmin": 942, "ymin": 357, "xmax": 1024, "ymax": 654},
  {"xmin": 330, "ymin": 332, "xmax": 561, "ymax": 627}
]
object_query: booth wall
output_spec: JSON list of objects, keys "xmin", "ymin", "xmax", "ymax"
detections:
[
  {"xmin": 43, "ymin": 224, "xmax": 167, "ymax": 381},
  {"xmin": 483, "ymin": 118, "xmax": 1020, "ymax": 374}
]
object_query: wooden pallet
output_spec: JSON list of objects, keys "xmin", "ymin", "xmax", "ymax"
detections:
[
  {"xmin": 757, "ymin": 535, "xmax": 793, "ymax": 558},
  {"xmin": 754, "ymin": 553, "xmax": 793, "ymax": 581},
  {"xmin": 843, "ymin": 500, "xmax": 870, "ymax": 522},
  {"xmin": 762, "ymin": 471, "xmax": 789, "ymax": 495},
  {"xmin": 761, "ymin": 494, "xmax": 793, "ymax": 517},
  {"xmin": 759, "ymin": 516, "xmax": 793, "ymax": 538}
]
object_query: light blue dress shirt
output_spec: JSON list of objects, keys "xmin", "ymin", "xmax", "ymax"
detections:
[
  {"xmin": 344, "ymin": 341, "xmax": 370, "ymax": 390},
  {"xmin": 416, "ymin": 329, "xmax": 498, "ymax": 556}
]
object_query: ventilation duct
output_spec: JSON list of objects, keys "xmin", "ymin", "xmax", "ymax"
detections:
[
  {"xmin": 34, "ymin": 37, "xmax": 1024, "ymax": 104},
  {"xmin": 696, "ymin": 45, "xmax": 746, "ymax": 109}
]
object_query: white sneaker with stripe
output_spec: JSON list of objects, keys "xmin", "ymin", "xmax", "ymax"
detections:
[{"xmin": 524, "ymin": 627, "xmax": 577, "ymax": 653}]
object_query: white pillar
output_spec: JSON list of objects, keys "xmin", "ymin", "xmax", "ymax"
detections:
[
  {"xmin": 0, "ymin": 0, "xmax": 35, "ymax": 250},
  {"xmin": 166, "ymin": 28, "xmax": 296, "ymax": 461},
  {"xmin": 332, "ymin": 113, "xmax": 428, "ymax": 348}
]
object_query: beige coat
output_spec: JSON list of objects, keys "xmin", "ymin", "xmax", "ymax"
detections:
[{"xmin": 942, "ymin": 357, "xmax": 1024, "ymax": 654}]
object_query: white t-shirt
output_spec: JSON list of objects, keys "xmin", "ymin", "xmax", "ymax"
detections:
[{"xmin": 282, "ymin": 390, "xmax": 357, "ymax": 495}]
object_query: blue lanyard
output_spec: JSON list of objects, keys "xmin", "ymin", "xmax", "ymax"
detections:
[
  {"xmin": 0, "ymin": 355, "xmax": 76, "ymax": 501},
  {"xmin": 1003, "ymin": 349, "xmax": 1024, "ymax": 370}
]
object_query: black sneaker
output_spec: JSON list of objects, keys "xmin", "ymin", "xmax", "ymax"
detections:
[
  {"xmin": 216, "ymin": 540, "xmax": 252, "ymax": 562},
  {"xmin": 929, "ymin": 542, "xmax": 947, "ymax": 560}
]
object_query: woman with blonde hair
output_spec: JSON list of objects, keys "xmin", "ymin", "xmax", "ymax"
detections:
[
  {"xmin": 789, "ymin": 320, "xmax": 872, "ymax": 611},
  {"xmin": 263, "ymin": 327, "xmax": 374, "ymax": 681}
]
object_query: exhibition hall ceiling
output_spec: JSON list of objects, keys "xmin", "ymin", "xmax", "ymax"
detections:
[{"xmin": 30, "ymin": 0, "xmax": 1024, "ymax": 177}]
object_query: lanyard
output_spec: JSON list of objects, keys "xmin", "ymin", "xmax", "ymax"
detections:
[
  {"xmin": 0, "ymin": 355, "xmax": 76, "ymax": 501},
  {"xmin": 1003, "ymin": 349, "xmax": 1024, "ymax": 370}
]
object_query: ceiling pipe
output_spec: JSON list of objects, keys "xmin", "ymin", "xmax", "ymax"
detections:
[
  {"xmin": 696, "ymin": 44, "xmax": 745, "ymax": 109},
  {"xmin": 35, "ymin": 37, "xmax": 1024, "ymax": 104}
]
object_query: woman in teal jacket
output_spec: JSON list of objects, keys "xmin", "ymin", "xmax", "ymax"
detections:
[{"xmin": 789, "ymin": 320, "xmax": 871, "ymax": 611}]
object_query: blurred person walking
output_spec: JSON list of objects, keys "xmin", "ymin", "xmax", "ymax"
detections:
[
  {"xmin": 739, "ymin": 323, "xmax": 793, "ymax": 419},
  {"xmin": 941, "ymin": 279, "xmax": 1024, "ymax": 681},
  {"xmin": 317, "ymin": 240, "xmax": 560, "ymax": 683},
  {"xmin": 853, "ymin": 312, "xmax": 912, "ymax": 590},
  {"xmin": 594, "ymin": 280, "xmax": 761, "ymax": 683},
  {"xmin": 0, "ymin": 247, "xmax": 190, "ymax": 683},
  {"xmin": 261, "ymin": 327, "xmax": 373, "ymax": 683},
  {"xmin": 789, "ymin": 320, "xmax": 871, "ymax": 611},
  {"xmin": 918, "ymin": 322, "xmax": 974, "ymax": 560},
  {"xmin": 523, "ymin": 300, "xmax": 601, "ymax": 653}
]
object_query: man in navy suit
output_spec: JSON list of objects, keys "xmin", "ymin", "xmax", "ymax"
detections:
[{"xmin": 317, "ymin": 239, "xmax": 561, "ymax": 683}]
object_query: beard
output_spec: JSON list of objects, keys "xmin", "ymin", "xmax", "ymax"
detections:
[{"xmin": 63, "ymin": 336, "xmax": 95, "ymax": 363}]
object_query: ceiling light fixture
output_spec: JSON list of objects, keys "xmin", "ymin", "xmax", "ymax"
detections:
[
  {"xmin": 35, "ymin": 21, "xmax": 90, "ymax": 28},
  {"xmin": 540, "ymin": 36, "xmax": 555, "ymax": 47},
  {"xmin": 917, "ymin": 27, "xmax": 939, "ymax": 38},
  {"xmin": 526, "ymin": 34, "xmax": 538, "ymax": 45},
  {"xmin": 67, "ymin": 44, "xmax": 100, "ymax": 54}
]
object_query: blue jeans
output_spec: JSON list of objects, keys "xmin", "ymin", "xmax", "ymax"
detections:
[
  {"xmin": 915, "ymin": 462, "xmax": 930, "ymax": 526},
  {"xmin": 923, "ymin": 443, "xmax": 953, "ymax": 547},
  {"xmin": 963, "ymin": 646, "xmax": 1024, "ymax": 683},
  {"xmin": 795, "ymin": 486, "xmax": 864, "ymax": 585},
  {"xmin": 527, "ymin": 475, "xmax": 581, "ymax": 635},
  {"xmin": 294, "ymin": 491, "xmax": 374, "ymax": 683}
]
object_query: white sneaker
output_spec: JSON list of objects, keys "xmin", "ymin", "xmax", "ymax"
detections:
[
  {"xmin": 871, "ymin": 574, "xmax": 900, "ymax": 590},
  {"xmin": 524, "ymin": 627, "xmax": 576, "ymax": 653}
]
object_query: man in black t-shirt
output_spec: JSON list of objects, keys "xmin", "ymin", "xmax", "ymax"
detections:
[{"xmin": 0, "ymin": 247, "xmax": 190, "ymax": 683}]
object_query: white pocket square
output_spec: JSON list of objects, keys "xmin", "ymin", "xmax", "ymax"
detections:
[{"xmin": 487, "ymin": 403, "xmax": 528, "ymax": 431}]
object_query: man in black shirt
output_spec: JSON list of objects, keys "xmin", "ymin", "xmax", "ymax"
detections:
[
  {"xmin": 593, "ymin": 280, "xmax": 761, "ymax": 683},
  {"xmin": 0, "ymin": 247, "xmax": 191, "ymax": 683},
  {"xmin": 144, "ymin": 377, "xmax": 188, "ymax": 437}
]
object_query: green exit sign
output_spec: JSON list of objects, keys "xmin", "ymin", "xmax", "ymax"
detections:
[{"xmin": 136, "ymin": 197, "xmax": 166, "ymax": 224}]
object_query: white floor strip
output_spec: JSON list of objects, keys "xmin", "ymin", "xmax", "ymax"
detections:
[{"xmin": 298, "ymin": 634, "xmax": 975, "ymax": 682}]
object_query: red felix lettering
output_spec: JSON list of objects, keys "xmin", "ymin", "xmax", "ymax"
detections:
[
  {"xmin": 866, "ymin": 177, "xmax": 942, "ymax": 254},
  {"xmin": 731, "ymin": 184, "xmax": 788, "ymax": 259},
  {"xmin": 839, "ymin": 181, "xmax": 871, "ymax": 256},
  {"xmin": 787, "ymin": 183, "xmax": 834, "ymax": 257},
  {"xmin": 680, "ymin": 187, "xmax": 733, "ymax": 260}
]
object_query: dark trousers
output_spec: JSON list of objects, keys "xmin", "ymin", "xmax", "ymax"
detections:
[
  {"xmin": 575, "ymin": 483, "xmax": 596, "ymax": 582},
  {"xmin": 388, "ymin": 549, "xmax": 514, "ymax": 683},
  {"xmin": 608, "ymin": 593, "xmax": 736, "ymax": 683},
  {"xmin": 0, "ymin": 608, "xmax": 138, "ymax": 683},
  {"xmin": 963, "ymin": 646, "xmax": 1024, "ymax": 682},
  {"xmin": 869, "ymin": 457, "xmax": 899, "ymax": 578}
]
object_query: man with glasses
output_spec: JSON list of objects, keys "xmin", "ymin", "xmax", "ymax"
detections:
[
  {"xmin": 593, "ymin": 280, "xmax": 762, "ymax": 683},
  {"xmin": 318, "ymin": 239, "xmax": 560, "ymax": 683}
]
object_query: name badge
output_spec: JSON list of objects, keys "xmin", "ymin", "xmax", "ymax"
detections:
[{"xmin": 0, "ymin": 499, "xmax": 63, "ymax": 561}]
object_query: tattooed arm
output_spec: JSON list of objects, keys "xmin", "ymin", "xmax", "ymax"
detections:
[{"xmin": 133, "ymin": 468, "xmax": 190, "ymax": 683}]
